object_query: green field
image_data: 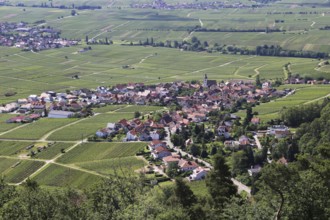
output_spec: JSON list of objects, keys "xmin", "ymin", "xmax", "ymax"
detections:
[
  {"xmin": 92, "ymin": 105, "xmax": 126, "ymax": 113},
  {"xmin": 189, "ymin": 180, "xmax": 209, "ymax": 197},
  {"xmin": 32, "ymin": 163, "xmax": 102, "ymax": 188},
  {"xmin": 57, "ymin": 142, "xmax": 146, "ymax": 164},
  {"xmin": 237, "ymin": 85, "xmax": 330, "ymax": 121},
  {"xmin": 0, "ymin": 141, "xmax": 35, "ymax": 156},
  {"xmin": 0, "ymin": 44, "xmax": 327, "ymax": 104},
  {"xmin": 77, "ymin": 156, "xmax": 146, "ymax": 176},
  {"xmin": 116, "ymin": 105, "xmax": 166, "ymax": 113},
  {"xmin": 34, "ymin": 142, "xmax": 74, "ymax": 159},
  {"xmin": 47, "ymin": 112, "xmax": 133, "ymax": 141},
  {"xmin": 4, "ymin": 160, "xmax": 45, "ymax": 183},
  {"xmin": 0, "ymin": 114, "xmax": 22, "ymax": 133},
  {"xmin": 0, "ymin": 0, "xmax": 330, "ymax": 190},
  {"xmin": 0, "ymin": 118, "xmax": 78, "ymax": 140}
]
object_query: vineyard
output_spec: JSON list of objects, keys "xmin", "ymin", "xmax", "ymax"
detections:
[
  {"xmin": 32, "ymin": 164, "xmax": 102, "ymax": 189},
  {"xmin": 4, "ymin": 160, "xmax": 45, "ymax": 183},
  {"xmin": 57, "ymin": 142, "xmax": 146, "ymax": 164}
]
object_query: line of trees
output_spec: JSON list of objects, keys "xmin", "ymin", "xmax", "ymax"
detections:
[{"xmin": 126, "ymin": 36, "xmax": 329, "ymax": 59}]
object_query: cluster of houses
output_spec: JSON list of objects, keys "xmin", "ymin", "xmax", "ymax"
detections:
[
  {"xmin": 96, "ymin": 118, "xmax": 165, "ymax": 141},
  {"xmin": 130, "ymin": 0, "xmax": 248, "ymax": 10},
  {"xmin": 2, "ymin": 91, "xmax": 92, "ymax": 123},
  {"xmin": 148, "ymin": 140, "xmax": 210, "ymax": 181},
  {"xmin": 2, "ymin": 76, "xmax": 290, "ymax": 126},
  {"xmin": 0, "ymin": 22, "xmax": 78, "ymax": 51}
]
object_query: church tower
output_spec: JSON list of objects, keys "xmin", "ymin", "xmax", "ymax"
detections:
[{"xmin": 203, "ymin": 74, "xmax": 208, "ymax": 87}]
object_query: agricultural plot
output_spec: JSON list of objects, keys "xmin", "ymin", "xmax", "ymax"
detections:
[
  {"xmin": 0, "ymin": 118, "xmax": 78, "ymax": 140},
  {"xmin": 34, "ymin": 142, "xmax": 74, "ymax": 160},
  {"xmin": 92, "ymin": 105, "xmax": 126, "ymax": 113},
  {"xmin": 0, "ymin": 141, "xmax": 35, "ymax": 156},
  {"xmin": 57, "ymin": 142, "xmax": 146, "ymax": 164},
  {"xmin": 76, "ymin": 156, "xmax": 146, "ymax": 176},
  {"xmin": 238, "ymin": 85, "xmax": 330, "ymax": 121},
  {"xmin": 116, "ymin": 105, "xmax": 166, "ymax": 113},
  {"xmin": 4, "ymin": 160, "xmax": 45, "ymax": 184},
  {"xmin": 0, "ymin": 42, "xmax": 327, "ymax": 104},
  {"xmin": 47, "ymin": 112, "xmax": 133, "ymax": 141},
  {"xmin": 32, "ymin": 164, "xmax": 103, "ymax": 189},
  {"xmin": 0, "ymin": 158, "xmax": 20, "ymax": 174},
  {"xmin": 0, "ymin": 114, "xmax": 22, "ymax": 133}
]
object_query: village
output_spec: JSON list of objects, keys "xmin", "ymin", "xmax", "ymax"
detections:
[
  {"xmin": 0, "ymin": 21, "xmax": 78, "ymax": 51},
  {"xmin": 130, "ymin": 0, "xmax": 249, "ymax": 10},
  {"xmin": 0, "ymin": 75, "xmax": 294, "ymax": 182}
]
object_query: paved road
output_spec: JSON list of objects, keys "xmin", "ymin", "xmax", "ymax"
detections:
[
  {"xmin": 253, "ymin": 135, "xmax": 263, "ymax": 150},
  {"xmin": 164, "ymin": 127, "xmax": 251, "ymax": 195}
]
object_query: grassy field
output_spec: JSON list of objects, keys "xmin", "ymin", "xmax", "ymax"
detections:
[
  {"xmin": 47, "ymin": 112, "xmax": 133, "ymax": 141},
  {"xmin": 0, "ymin": 118, "xmax": 78, "ymax": 140},
  {"xmin": 57, "ymin": 142, "xmax": 146, "ymax": 164},
  {"xmin": 32, "ymin": 163, "xmax": 103, "ymax": 189},
  {"xmin": 189, "ymin": 180, "xmax": 209, "ymax": 197}
]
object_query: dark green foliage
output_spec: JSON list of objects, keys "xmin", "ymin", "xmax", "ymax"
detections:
[{"xmin": 206, "ymin": 154, "xmax": 237, "ymax": 208}]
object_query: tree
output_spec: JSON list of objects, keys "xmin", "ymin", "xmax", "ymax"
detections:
[
  {"xmin": 134, "ymin": 111, "xmax": 141, "ymax": 118},
  {"xmin": 243, "ymin": 105, "xmax": 253, "ymax": 126},
  {"xmin": 256, "ymin": 75, "xmax": 262, "ymax": 87},
  {"xmin": 71, "ymin": 10, "xmax": 76, "ymax": 16},
  {"xmin": 166, "ymin": 163, "xmax": 179, "ymax": 178},
  {"xmin": 231, "ymin": 150, "xmax": 250, "ymax": 176},
  {"xmin": 173, "ymin": 178, "xmax": 197, "ymax": 208},
  {"xmin": 257, "ymin": 163, "xmax": 299, "ymax": 220},
  {"xmin": 206, "ymin": 154, "xmax": 237, "ymax": 208}
]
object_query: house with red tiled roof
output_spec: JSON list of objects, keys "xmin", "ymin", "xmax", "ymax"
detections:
[
  {"xmin": 148, "ymin": 140, "xmax": 167, "ymax": 151},
  {"xmin": 151, "ymin": 146, "xmax": 171, "ymax": 159},
  {"xmin": 251, "ymin": 117, "xmax": 261, "ymax": 125},
  {"xmin": 178, "ymin": 159, "xmax": 198, "ymax": 171},
  {"xmin": 162, "ymin": 155, "xmax": 180, "ymax": 166},
  {"xmin": 126, "ymin": 129, "xmax": 138, "ymax": 141}
]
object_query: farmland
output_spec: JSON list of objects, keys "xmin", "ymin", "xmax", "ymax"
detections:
[
  {"xmin": 46, "ymin": 112, "xmax": 133, "ymax": 141},
  {"xmin": 0, "ymin": 118, "xmax": 78, "ymax": 140},
  {"xmin": 237, "ymin": 84, "xmax": 330, "ymax": 120},
  {"xmin": 76, "ymin": 156, "xmax": 146, "ymax": 176},
  {"xmin": 34, "ymin": 142, "xmax": 74, "ymax": 159},
  {"xmin": 0, "ymin": 0, "xmax": 329, "ymax": 191},
  {"xmin": 3, "ymin": 160, "xmax": 45, "ymax": 184},
  {"xmin": 0, "ymin": 141, "xmax": 35, "ymax": 156},
  {"xmin": 0, "ymin": 44, "xmax": 327, "ymax": 104},
  {"xmin": 57, "ymin": 142, "xmax": 146, "ymax": 164},
  {"xmin": 0, "ymin": 114, "xmax": 22, "ymax": 133},
  {"xmin": 32, "ymin": 163, "xmax": 103, "ymax": 189}
]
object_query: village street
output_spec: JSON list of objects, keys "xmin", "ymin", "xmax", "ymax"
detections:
[{"xmin": 164, "ymin": 127, "xmax": 251, "ymax": 195}]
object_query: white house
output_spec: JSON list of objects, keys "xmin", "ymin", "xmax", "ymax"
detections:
[
  {"xmin": 151, "ymin": 146, "xmax": 171, "ymax": 159},
  {"xmin": 217, "ymin": 125, "xmax": 231, "ymax": 139},
  {"xmin": 189, "ymin": 167, "xmax": 209, "ymax": 181},
  {"xmin": 126, "ymin": 130, "xmax": 138, "ymax": 141},
  {"xmin": 48, "ymin": 110, "xmax": 74, "ymax": 118},
  {"xmin": 150, "ymin": 131, "xmax": 160, "ymax": 140}
]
